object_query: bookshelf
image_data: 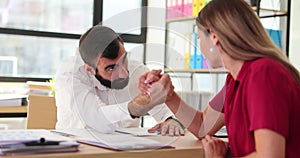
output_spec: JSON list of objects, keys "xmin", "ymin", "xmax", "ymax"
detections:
[
  {"xmin": 164, "ymin": 0, "xmax": 290, "ymax": 92},
  {"xmin": 164, "ymin": 68, "xmax": 227, "ymax": 73},
  {"xmin": 166, "ymin": 6, "xmax": 289, "ymax": 22},
  {"xmin": 165, "ymin": 68, "xmax": 227, "ymax": 91},
  {"xmin": 252, "ymin": 7, "xmax": 288, "ymax": 18},
  {"xmin": 164, "ymin": 1, "xmax": 226, "ymax": 92},
  {"xmin": 254, "ymin": 0, "xmax": 291, "ymax": 56}
]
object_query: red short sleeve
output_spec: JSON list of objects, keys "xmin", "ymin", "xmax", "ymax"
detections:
[{"xmin": 209, "ymin": 85, "xmax": 226, "ymax": 113}]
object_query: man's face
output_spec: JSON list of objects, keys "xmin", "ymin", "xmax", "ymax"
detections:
[{"xmin": 95, "ymin": 44, "xmax": 129, "ymax": 89}]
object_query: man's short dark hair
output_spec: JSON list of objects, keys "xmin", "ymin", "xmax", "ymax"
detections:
[{"xmin": 79, "ymin": 26, "xmax": 124, "ymax": 61}]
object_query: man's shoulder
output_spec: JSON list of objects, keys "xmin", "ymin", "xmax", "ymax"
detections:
[{"xmin": 57, "ymin": 56, "xmax": 84, "ymax": 72}]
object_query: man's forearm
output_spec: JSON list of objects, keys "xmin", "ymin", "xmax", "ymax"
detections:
[
  {"xmin": 128, "ymin": 94, "xmax": 151, "ymax": 117},
  {"xmin": 128, "ymin": 83, "xmax": 168, "ymax": 117}
]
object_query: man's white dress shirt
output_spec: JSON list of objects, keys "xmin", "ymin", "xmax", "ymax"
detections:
[{"xmin": 54, "ymin": 53, "xmax": 173, "ymax": 133}]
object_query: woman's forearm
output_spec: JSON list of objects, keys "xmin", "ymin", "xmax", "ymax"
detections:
[{"xmin": 166, "ymin": 93, "xmax": 204, "ymax": 139}]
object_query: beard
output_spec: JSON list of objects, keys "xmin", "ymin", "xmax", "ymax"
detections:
[{"xmin": 95, "ymin": 70, "xmax": 129, "ymax": 89}]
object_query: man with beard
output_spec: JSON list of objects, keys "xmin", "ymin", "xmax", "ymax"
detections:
[{"xmin": 54, "ymin": 25, "xmax": 185, "ymax": 136}]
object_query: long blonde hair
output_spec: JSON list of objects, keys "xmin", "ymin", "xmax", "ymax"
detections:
[{"xmin": 196, "ymin": 0, "xmax": 300, "ymax": 84}]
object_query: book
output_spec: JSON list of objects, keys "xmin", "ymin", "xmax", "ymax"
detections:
[
  {"xmin": 192, "ymin": 0, "xmax": 199, "ymax": 17},
  {"xmin": 266, "ymin": 28, "xmax": 282, "ymax": 48},
  {"xmin": 189, "ymin": 32, "xmax": 197, "ymax": 69},
  {"xmin": 184, "ymin": 33, "xmax": 191, "ymax": 69},
  {"xmin": 0, "ymin": 94, "xmax": 28, "ymax": 107},
  {"xmin": 26, "ymin": 81, "xmax": 53, "ymax": 96},
  {"xmin": 183, "ymin": 0, "xmax": 193, "ymax": 17}
]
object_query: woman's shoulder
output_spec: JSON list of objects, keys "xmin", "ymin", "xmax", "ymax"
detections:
[
  {"xmin": 250, "ymin": 57, "xmax": 281, "ymax": 67},
  {"xmin": 247, "ymin": 57, "xmax": 297, "ymax": 85},
  {"xmin": 248, "ymin": 57, "xmax": 288, "ymax": 73}
]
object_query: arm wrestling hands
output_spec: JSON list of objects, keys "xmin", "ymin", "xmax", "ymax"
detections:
[{"xmin": 129, "ymin": 69, "xmax": 184, "ymax": 136}]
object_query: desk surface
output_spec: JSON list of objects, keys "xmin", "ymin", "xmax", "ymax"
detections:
[{"xmin": 0, "ymin": 132, "xmax": 204, "ymax": 158}]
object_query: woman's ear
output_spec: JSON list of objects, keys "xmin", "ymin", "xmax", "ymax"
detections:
[
  {"xmin": 84, "ymin": 64, "xmax": 96, "ymax": 75},
  {"xmin": 209, "ymin": 29, "xmax": 219, "ymax": 46}
]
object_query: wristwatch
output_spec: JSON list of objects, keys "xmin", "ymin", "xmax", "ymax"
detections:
[
  {"xmin": 165, "ymin": 115, "xmax": 185, "ymax": 129},
  {"xmin": 130, "ymin": 113, "xmax": 140, "ymax": 119}
]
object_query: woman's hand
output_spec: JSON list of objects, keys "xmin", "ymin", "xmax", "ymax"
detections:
[
  {"xmin": 149, "ymin": 73, "xmax": 174, "ymax": 103},
  {"xmin": 201, "ymin": 135, "xmax": 228, "ymax": 158},
  {"xmin": 138, "ymin": 69, "xmax": 162, "ymax": 95},
  {"xmin": 138, "ymin": 69, "xmax": 174, "ymax": 100},
  {"xmin": 129, "ymin": 70, "xmax": 174, "ymax": 117}
]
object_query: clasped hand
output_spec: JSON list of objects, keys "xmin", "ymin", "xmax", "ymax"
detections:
[
  {"xmin": 138, "ymin": 69, "xmax": 185, "ymax": 136},
  {"xmin": 138, "ymin": 69, "xmax": 174, "ymax": 102}
]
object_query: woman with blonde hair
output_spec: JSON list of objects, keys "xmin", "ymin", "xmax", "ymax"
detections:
[{"xmin": 137, "ymin": 0, "xmax": 300, "ymax": 157}]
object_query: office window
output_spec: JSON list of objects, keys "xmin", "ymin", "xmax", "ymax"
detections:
[
  {"xmin": 0, "ymin": 0, "xmax": 146, "ymax": 81},
  {"xmin": 0, "ymin": 34, "xmax": 77, "ymax": 78},
  {"xmin": 103, "ymin": 0, "xmax": 142, "ymax": 35},
  {"xmin": 124, "ymin": 43, "xmax": 144, "ymax": 62},
  {"xmin": 0, "ymin": 0, "xmax": 93, "ymax": 34},
  {"xmin": 0, "ymin": 56, "xmax": 17, "ymax": 75}
]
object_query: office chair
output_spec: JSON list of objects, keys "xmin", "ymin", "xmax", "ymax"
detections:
[{"xmin": 26, "ymin": 95, "xmax": 57, "ymax": 129}]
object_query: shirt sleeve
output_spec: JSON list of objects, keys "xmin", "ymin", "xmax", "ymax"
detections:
[
  {"xmin": 148, "ymin": 103, "xmax": 174, "ymax": 123},
  {"xmin": 55, "ymin": 60, "xmax": 132, "ymax": 133},
  {"xmin": 247, "ymin": 64, "xmax": 290, "ymax": 138},
  {"xmin": 209, "ymin": 85, "xmax": 226, "ymax": 113}
]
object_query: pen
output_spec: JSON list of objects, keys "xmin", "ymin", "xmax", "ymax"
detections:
[{"xmin": 25, "ymin": 137, "xmax": 60, "ymax": 146}]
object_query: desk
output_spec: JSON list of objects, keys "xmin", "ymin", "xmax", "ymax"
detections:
[
  {"xmin": 0, "ymin": 106, "xmax": 27, "ymax": 117},
  {"xmin": 0, "ymin": 132, "xmax": 204, "ymax": 158}
]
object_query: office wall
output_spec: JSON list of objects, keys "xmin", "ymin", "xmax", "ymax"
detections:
[{"xmin": 290, "ymin": 0, "xmax": 300, "ymax": 70}]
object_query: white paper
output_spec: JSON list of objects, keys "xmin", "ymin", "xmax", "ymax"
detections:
[
  {"xmin": 214, "ymin": 126, "xmax": 228, "ymax": 137},
  {"xmin": 57, "ymin": 128, "xmax": 173, "ymax": 150},
  {"xmin": 114, "ymin": 127, "xmax": 159, "ymax": 136}
]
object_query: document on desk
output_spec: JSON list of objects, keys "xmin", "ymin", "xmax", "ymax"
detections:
[
  {"xmin": 0, "ymin": 129, "xmax": 73, "ymax": 144},
  {"xmin": 114, "ymin": 127, "xmax": 160, "ymax": 136},
  {"xmin": 0, "ymin": 129, "xmax": 79, "ymax": 155},
  {"xmin": 58, "ymin": 128, "xmax": 174, "ymax": 150}
]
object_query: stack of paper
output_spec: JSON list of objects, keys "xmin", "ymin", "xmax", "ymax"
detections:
[
  {"xmin": 26, "ymin": 81, "xmax": 53, "ymax": 96},
  {"xmin": 0, "ymin": 130, "xmax": 79, "ymax": 155}
]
